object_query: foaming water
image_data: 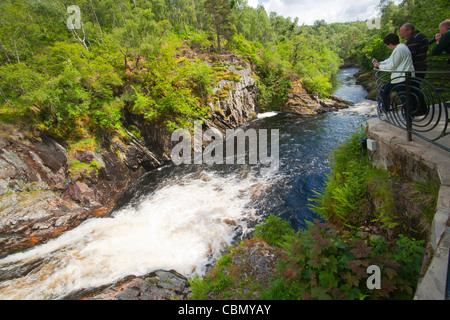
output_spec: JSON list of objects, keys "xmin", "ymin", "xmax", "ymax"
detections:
[
  {"xmin": 336, "ymin": 102, "xmax": 377, "ymax": 117},
  {"xmin": 258, "ymin": 112, "xmax": 279, "ymax": 119},
  {"xmin": 0, "ymin": 171, "xmax": 271, "ymax": 300}
]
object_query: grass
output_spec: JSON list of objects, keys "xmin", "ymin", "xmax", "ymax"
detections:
[
  {"xmin": 413, "ymin": 177, "xmax": 440, "ymax": 226},
  {"xmin": 0, "ymin": 102, "xmax": 34, "ymax": 127}
]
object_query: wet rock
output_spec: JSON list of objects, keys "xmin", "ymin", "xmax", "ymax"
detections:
[
  {"xmin": 355, "ymin": 71, "xmax": 377, "ymax": 101},
  {"xmin": 226, "ymin": 238, "xmax": 283, "ymax": 289},
  {"xmin": 78, "ymin": 270, "xmax": 192, "ymax": 300},
  {"xmin": 282, "ymin": 80, "xmax": 322, "ymax": 115},
  {"xmin": 0, "ymin": 125, "xmax": 160, "ymax": 258},
  {"xmin": 33, "ymin": 134, "xmax": 68, "ymax": 172},
  {"xmin": 68, "ymin": 182, "xmax": 91, "ymax": 202},
  {"xmin": 329, "ymin": 94, "xmax": 355, "ymax": 106},
  {"xmin": 123, "ymin": 146, "xmax": 147, "ymax": 170},
  {"xmin": 205, "ymin": 238, "xmax": 284, "ymax": 300},
  {"xmin": 281, "ymin": 80, "xmax": 352, "ymax": 115},
  {"xmin": 75, "ymin": 150, "xmax": 95, "ymax": 164},
  {"xmin": 207, "ymin": 58, "xmax": 258, "ymax": 131},
  {"xmin": 0, "ymin": 189, "xmax": 91, "ymax": 259}
]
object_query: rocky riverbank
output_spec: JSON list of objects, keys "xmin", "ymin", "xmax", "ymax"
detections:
[
  {"xmin": 67, "ymin": 270, "xmax": 192, "ymax": 300},
  {"xmin": 282, "ymin": 79, "xmax": 354, "ymax": 115},
  {"xmin": 62, "ymin": 238, "xmax": 284, "ymax": 300},
  {"xmin": 0, "ymin": 123, "xmax": 159, "ymax": 259},
  {"xmin": 354, "ymin": 69, "xmax": 377, "ymax": 101}
]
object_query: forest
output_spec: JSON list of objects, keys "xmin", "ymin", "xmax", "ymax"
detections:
[{"xmin": 0, "ymin": 0, "xmax": 449, "ymax": 146}]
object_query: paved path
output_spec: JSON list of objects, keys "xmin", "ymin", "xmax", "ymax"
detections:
[{"xmin": 377, "ymin": 103, "xmax": 449, "ymax": 151}]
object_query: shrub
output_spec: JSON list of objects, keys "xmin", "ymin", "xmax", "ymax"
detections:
[
  {"xmin": 261, "ymin": 220, "xmax": 424, "ymax": 300},
  {"xmin": 188, "ymin": 251, "xmax": 235, "ymax": 300},
  {"xmin": 309, "ymin": 128, "xmax": 371, "ymax": 227},
  {"xmin": 253, "ymin": 214, "xmax": 295, "ymax": 247}
]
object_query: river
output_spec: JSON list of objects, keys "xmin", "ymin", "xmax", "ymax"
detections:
[{"xmin": 0, "ymin": 68, "xmax": 376, "ymax": 300}]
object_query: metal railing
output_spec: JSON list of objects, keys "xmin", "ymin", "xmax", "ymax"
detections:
[{"xmin": 375, "ymin": 69, "xmax": 450, "ymax": 152}]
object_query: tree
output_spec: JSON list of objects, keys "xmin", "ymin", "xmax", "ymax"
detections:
[{"xmin": 204, "ymin": 0, "xmax": 235, "ymax": 52}]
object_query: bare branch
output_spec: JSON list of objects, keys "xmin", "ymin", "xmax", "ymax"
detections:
[
  {"xmin": 12, "ymin": 26, "xmax": 21, "ymax": 63},
  {"xmin": 71, "ymin": 21, "xmax": 89, "ymax": 51}
]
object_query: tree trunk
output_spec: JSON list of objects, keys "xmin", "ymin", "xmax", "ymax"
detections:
[
  {"xmin": 12, "ymin": 26, "xmax": 21, "ymax": 63},
  {"xmin": 216, "ymin": 27, "xmax": 221, "ymax": 53}
]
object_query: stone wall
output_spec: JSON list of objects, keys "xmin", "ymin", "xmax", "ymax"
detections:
[{"xmin": 366, "ymin": 118, "xmax": 450, "ymax": 300}]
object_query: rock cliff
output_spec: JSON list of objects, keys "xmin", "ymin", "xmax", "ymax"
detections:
[
  {"xmin": 205, "ymin": 55, "xmax": 258, "ymax": 132},
  {"xmin": 282, "ymin": 79, "xmax": 353, "ymax": 115},
  {"xmin": 0, "ymin": 124, "xmax": 159, "ymax": 258}
]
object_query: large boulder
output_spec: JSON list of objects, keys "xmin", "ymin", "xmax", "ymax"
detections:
[
  {"xmin": 74, "ymin": 270, "xmax": 192, "ymax": 300},
  {"xmin": 205, "ymin": 238, "xmax": 284, "ymax": 299}
]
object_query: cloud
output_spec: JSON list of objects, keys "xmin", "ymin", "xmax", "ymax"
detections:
[
  {"xmin": 248, "ymin": 0, "xmax": 381, "ymax": 25},
  {"xmin": 247, "ymin": 0, "xmax": 260, "ymax": 8}
]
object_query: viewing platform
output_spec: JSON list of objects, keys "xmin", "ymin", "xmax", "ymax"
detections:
[{"xmin": 367, "ymin": 69, "xmax": 449, "ymax": 300}]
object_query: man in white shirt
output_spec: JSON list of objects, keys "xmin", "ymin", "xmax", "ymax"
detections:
[{"xmin": 373, "ymin": 33, "xmax": 415, "ymax": 113}]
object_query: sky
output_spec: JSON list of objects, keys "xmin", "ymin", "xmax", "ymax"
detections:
[{"xmin": 246, "ymin": 0, "xmax": 386, "ymax": 26}]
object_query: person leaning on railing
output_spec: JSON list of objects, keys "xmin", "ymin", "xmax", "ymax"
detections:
[
  {"xmin": 400, "ymin": 23, "xmax": 429, "ymax": 79},
  {"xmin": 373, "ymin": 33, "xmax": 415, "ymax": 112},
  {"xmin": 429, "ymin": 19, "xmax": 450, "ymax": 61}
]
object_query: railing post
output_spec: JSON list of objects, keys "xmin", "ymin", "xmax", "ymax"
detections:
[{"xmin": 405, "ymin": 72, "xmax": 412, "ymax": 142}]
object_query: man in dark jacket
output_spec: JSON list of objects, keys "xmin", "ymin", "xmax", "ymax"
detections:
[
  {"xmin": 400, "ymin": 23, "xmax": 429, "ymax": 79},
  {"xmin": 430, "ymin": 20, "xmax": 450, "ymax": 58},
  {"xmin": 399, "ymin": 23, "xmax": 429, "ymax": 116}
]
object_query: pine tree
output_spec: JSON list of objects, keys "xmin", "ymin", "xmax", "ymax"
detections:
[{"xmin": 204, "ymin": 0, "xmax": 235, "ymax": 52}]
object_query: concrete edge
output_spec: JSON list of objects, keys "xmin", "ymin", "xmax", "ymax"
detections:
[{"xmin": 366, "ymin": 118, "xmax": 450, "ymax": 300}]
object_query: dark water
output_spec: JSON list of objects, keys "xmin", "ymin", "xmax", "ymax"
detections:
[{"xmin": 249, "ymin": 113, "xmax": 367, "ymax": 229}]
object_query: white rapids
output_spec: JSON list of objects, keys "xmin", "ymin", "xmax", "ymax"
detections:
[{"xmin": 0, "ymin": 171, "xmax": 273, "ymax": 300}]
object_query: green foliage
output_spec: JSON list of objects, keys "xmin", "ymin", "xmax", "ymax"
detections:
[
  {"xmin": 253, "ymin": 214, "xmax": 295, "ymax": 247},
  {"xmin": 228, "ymin": 33, "xmax": 259, "ymax": 62},
  {"xmin": 308, "ymin": 126, "xmax": 436, "ymax": 241},
  {"xmin": 189, "ymin": 271, "xmax": 235, "ymax": 300},
  {"xmin": 30, "ymin": 60, "xmax": 91, "ymax": 139},
  {"xmin": 260, "ymin": 220, "xmax": 424, "ymax": 300},
  {"xmin": 205, "ymin": 0, "xmax": 236, "ymax": 52},
  {"xmin": 1, "ymin": 0, "xmax": 366, "ymax": 139},
  {"xmin": 253, "ymin": 48, "xmax": 293, "ymax": 111},
  {"xmin": 128, "ymin": 41, "xmax": 212, "ymax": 131},
  {"xmin": 310, "ymin": 128, "xmax": 371, "ymax": 227},
  {"xmin": 413, "ymin": 177, "xmax": 440, "ymax": 225},
  {"xmin": 188, "ymin": 249, "xmax": 237, "ymax": 300},
  {"xmin": 355, "ymin": 25, "xmax": 393, "ymax": 70},
  {"xmin": 2, "ymin": 0, "xmax": 446, "ymax": 167},
  {"xmin": 68, "ymin": 160, "xmax": 103, "ymax": 179},
  {"xmin": 0, "ymin": 62, "xmax": 44, "ymax": 100}
]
